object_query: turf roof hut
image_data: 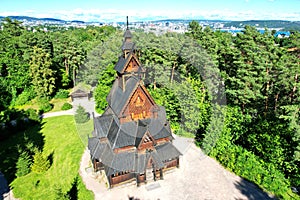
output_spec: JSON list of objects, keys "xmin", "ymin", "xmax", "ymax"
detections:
[{"xmin": 88, "ymin": 17, "xmax": 182, "ymax": 187}]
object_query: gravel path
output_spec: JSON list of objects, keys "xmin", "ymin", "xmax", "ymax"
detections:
[
  {"xmin": 79, "ymin": 136, "xmax": 275, "ymax": 200},
  {"xmin": 41, "ymin": 109, "xmax": 74, "ymax": 118}
]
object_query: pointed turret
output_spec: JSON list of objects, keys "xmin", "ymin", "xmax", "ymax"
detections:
[
  {"xmin": 124, "ymin": 16, "xmax": 132, "ymax": 42},
  {"xmin": 122, "ymin": 16, "xmax": 135, "ymax": 57},
  {"xmin": 114, "ymin": 16, "xmax": 145, "ymax": 90}
]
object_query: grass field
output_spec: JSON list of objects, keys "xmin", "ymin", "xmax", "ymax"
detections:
[
  {"xmin": 75, "ymin": 119, "xmax": 94, "ymax": 147},
  {"xmin": 4, "ymin": 116, "xmax": 94, "ymax": 199}
]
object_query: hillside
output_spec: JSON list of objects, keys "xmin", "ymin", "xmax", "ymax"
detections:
[{"xmin": 223, "ymin": 20, "xmax": 300, "ymax": 31}]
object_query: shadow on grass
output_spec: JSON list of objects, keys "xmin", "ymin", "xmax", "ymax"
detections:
[
  {"xmin": 0, "ymin": 121, "xmax": 45, "ymax": 184},
  {"xmin": 0, "ymin": 171, "xmax": 9, "ymax": 200},
  {"xmin": 67, "ymin": 176, "xmax": 79, "ymax": 200},
  {"xmin": 47, "ymin": 151, "xmax": 54, "ymax": 166},
  {"xmin": 234, "ymin": 178, "xmax": 276, "ymax": 200}
]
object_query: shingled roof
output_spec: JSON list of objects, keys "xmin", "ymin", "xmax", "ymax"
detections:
[
  {"xmin": 114, "ymin": 51, "xmax": 142, "ymax": 74},
  {"xmin": 124, "ymin": 29, "xmax": 132, "ymax": 38},
  {"xmin": 89, "ymin": 138, "xmax": 180, "ymax": 176},
  {"xmin": 122, "ymin": 41, "xmax": 135, "ymax": 51},
  {"xmin": 106, "ymin": 76, "xmax": 153, "ymax": 118},
  {"xmin": 107, "ymin": 76, "xmax": 140, "ymax": 116},
  {"xmin": 91, "ymin": 106, "xmax": 173, "ymax": 149},
  {"xmin": 114, "ymin": 56, "xmax": 127, "ymax": 73},
  {"xmin": 156, "ymin": 142, "xmax": 182, "ymax": 162}
]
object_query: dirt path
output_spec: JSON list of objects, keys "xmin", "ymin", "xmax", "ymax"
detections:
[{"xmin": 79, "ymin": 136, "xmax": 275, "ymax": 200}]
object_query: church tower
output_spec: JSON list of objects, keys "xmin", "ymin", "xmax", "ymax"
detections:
[{"xmin": 88, "ymin": 17, "xmax": 181, "ymax": 188}]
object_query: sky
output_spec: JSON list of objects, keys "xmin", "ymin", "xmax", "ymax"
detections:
[{"xmin": 0, "ymin": 0, "xmax": 300, "ymax": 22}]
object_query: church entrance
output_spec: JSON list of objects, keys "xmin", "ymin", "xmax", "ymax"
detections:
[
  {"xmin": 146, "ymin": 168, "xmax": 154, "ymax": 182},
  {"xmin": 146, "ymin": 156, "xmax": 155, "ymax": 182}
]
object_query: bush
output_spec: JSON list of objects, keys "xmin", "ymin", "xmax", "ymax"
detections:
[
  {"xmin": 31, "ymin": 150, "xmax": 50, "ymax": 173},
  {"xmin": 54, "ymin": 89, "xmax": 69, "ymax": 99},
  {"xmin": 14, "ymin": 87, "xmax": 36, "ymax": 106},
  {"xmin": 61, "ymin": 103, "xmax": 72, "ymax": 111},
  {"xmin": 26, "ymin": 108, "xmax": 40, "ymax": 122},
  {"xmin": 38, "ymin": 98, "xmax": 53, "ymax": 113},
  {"xmin": 74, "ymin": 105, "xmax": 89, "ymax": 124},
  {"xmin": 16, "ymin": 151, "xmax": 32, "ymax": 177}
]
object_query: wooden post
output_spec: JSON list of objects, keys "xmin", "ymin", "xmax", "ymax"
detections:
[
  {"xmin": 136, "ymin": 174, "xmax": 140, "ymax": 187},
  {"xmin": 108, "ymin": 176, "xmax": 112, "ymax": 189},
  {"xmin": 160, "ymin": 168, "xmax": 163, "ymax": 180}
]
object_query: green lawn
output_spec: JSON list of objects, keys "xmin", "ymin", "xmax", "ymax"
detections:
[
  {"xmin": 75, "ymin": 119, "xmax": 94, "ymax": 147},
  {"xmin": 49, "ymin": 98, "xmax": 72, "ymax": 112},
  {"xmin": 8, "ymin": 116, "xmax": 93, "ymax": 199},
  {"xmin": 15, "ymin": 97, "xmax": 71, "ymax": 113}
]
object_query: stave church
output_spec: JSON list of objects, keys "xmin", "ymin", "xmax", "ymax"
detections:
[{"xmin": 88, "ymin": 17, "xmax": 182, "ymax": 188}]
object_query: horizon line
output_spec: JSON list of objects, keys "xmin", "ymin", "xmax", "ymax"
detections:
[{"xmin": 1, "ymin": 15, "xmax": 300, "ymax": 23}]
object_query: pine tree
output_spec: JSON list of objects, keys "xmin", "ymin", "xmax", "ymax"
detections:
[
  {"xmin": 31, "ymin": 150, "xmax": 50, "ymax": 173},
  {"xmin": 16, "ymin": 151, "xmax": 32, "ymax": 177},
  {"xmin": 74, "ymin": 105, "xmax": 89, "ymax": 124}
]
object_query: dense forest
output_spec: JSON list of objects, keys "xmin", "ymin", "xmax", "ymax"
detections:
[{"xmin": 0, "ymin": 17, "xmax": 299, "ymax": 199}]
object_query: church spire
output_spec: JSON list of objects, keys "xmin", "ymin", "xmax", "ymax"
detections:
[
  {"xmin": 124, "ymin": 16, "xmax": 132, "ymax": 41},
  {"xmin": 122, "ymin": 16, "xmax": 134, "ymax": 58}
]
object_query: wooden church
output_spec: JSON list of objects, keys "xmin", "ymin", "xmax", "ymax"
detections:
[{"xmin": 88, "ymin": 18, "xmax": 182, "ymax": 187}]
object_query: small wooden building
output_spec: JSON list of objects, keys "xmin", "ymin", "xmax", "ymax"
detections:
[
  {"xmin": 88, "ymin": 18, "xmax": 181, "ymax": 188},
  {"xmin": 70, "ymin": 89, "xmax": 90, "ymax": 101}
]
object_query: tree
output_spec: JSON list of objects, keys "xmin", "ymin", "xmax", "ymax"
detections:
[
  {"xmin": 94, "ymin": 64, "xmax": 116, "ymax": 113},
  {"xmin": 77, "ymin": 33, "xmax": 121, "ymax": 86},
  {"xmin": 29, "ymin": 46, "xmax": 56, "ymax": 98},
  {"xmin": 0, "ymin": 18, "xmax": 31, "ymax": 103},
  {"xmin": 0, "ymin": 80, "xmax": 12, "ymax": 110},
  {"xmin": 31, "ymin": 149, "xmax": 50, "ymax": 173},
  {"xmin": 16, "ymin": 151, "xmax": 32, "ymax": 177},
  {"xmin": 74, "ymin": 105, "xmax": 89, "ymax": 123}
]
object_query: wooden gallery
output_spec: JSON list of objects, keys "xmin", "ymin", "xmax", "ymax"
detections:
[{"xmin": 88, "ymin": 20, "xmax": 182, "ymax": 187}]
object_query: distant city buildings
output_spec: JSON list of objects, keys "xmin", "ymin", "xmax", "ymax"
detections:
[{"xmin": 0, "ymin": 17, "xmax": 292, "ymax": 37}]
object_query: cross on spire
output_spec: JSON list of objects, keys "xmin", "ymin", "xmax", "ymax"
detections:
[{"xmin": 126, "ymin": 16, "xmax": 129, "ymax": 30}]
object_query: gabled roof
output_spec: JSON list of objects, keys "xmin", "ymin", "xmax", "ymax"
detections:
[
  {"xmin": 106, "ymin": 76, "xmax": 154, "ymax": 118},
  {"xmin": 70, "ymin": 89, "xmax": 89, "ymax": 98},
  {"xmin": 114, "ymin": 51, "xmax": 142, "ymax": 74},
  {"xmin": 91, "ymin": 106, "xmax": 172, "ymax": 150},
  {"xmin": 107, "ymin": 76, "xmax": 140, "ymax": 117},
  {"xmin": 71, "ymin": 89, "xmax": 87, "ymax": 94},
  {"xmin": 106, "ymin": 76, "xmax": 140, "ymax": 116}
]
